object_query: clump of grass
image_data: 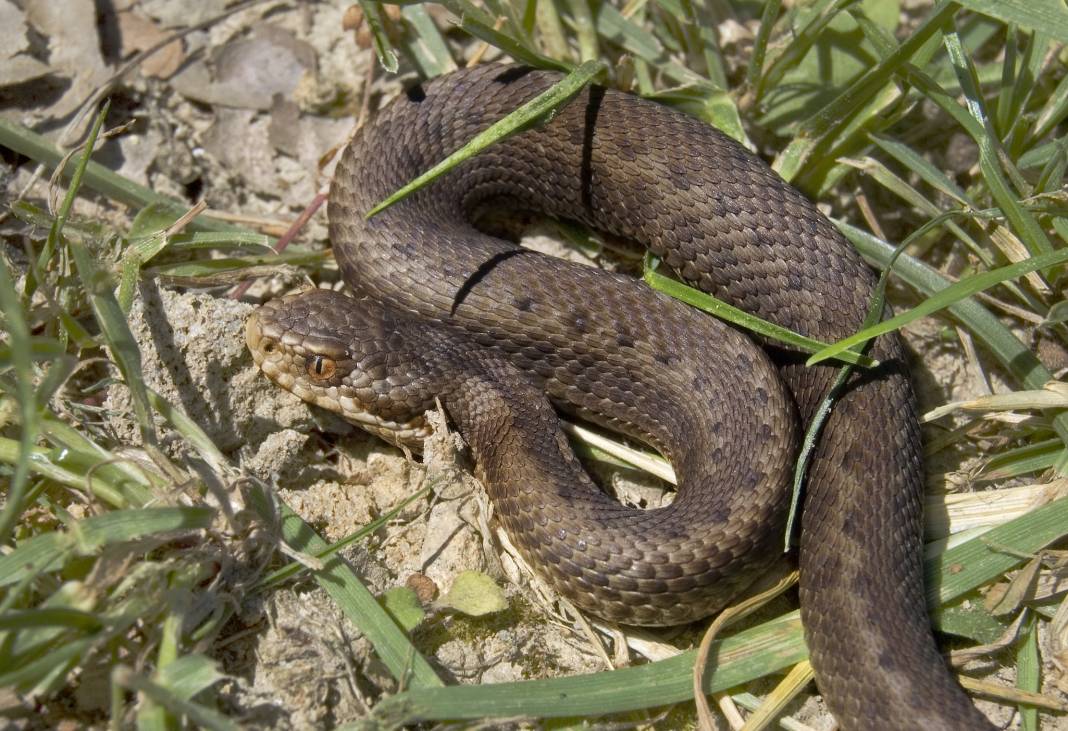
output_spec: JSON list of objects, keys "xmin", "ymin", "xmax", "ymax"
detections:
[{"xmin": 1, "ymin": 0, "xmax": 1067, "ymax": 728}]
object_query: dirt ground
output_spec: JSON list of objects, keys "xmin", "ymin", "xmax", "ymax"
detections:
[{"xmin": 2, "ymin": 0, "xmax": 1065, "ymax": 728}]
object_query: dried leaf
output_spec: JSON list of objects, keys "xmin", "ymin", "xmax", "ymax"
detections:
[
  {"xmin": 116, "ymin": 10, "xmax": 186, "ymax": 79},
  {"xmin": 171, "ymin": 27, "xmax": 315, "ymax": 111},
  {"xmin": 24, "ymin": 0, "xmax": 110, "ymax": 118},
  {"xmin": 1052, "ymin": 593, "xmax": 1068, "ymax": 693},
  {"xmin": 0, "ymin": 0, "xmax": 50, "ymax": 87},
  {"xmin": 984, "ymin": 555, "xmax": 1040, "ymax": 616}
]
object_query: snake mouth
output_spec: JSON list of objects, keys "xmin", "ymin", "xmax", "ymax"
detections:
[
  {"xmin": 244, "ymin": 311, "xmax": 268, "ymax": 367},
  {"xmin": 245, "ymin": 296, "xmax": 306, "ymax": 396},
  {"xmin": 245, "ymin": 307, "xmax": 284, "ymax": 371}
]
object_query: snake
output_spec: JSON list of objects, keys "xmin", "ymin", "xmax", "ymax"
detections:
[{"xmin": 245, "ymin": 65, "xmax": 993, "ymax": 729}]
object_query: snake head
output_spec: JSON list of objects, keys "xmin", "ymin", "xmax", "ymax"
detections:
[
  {"xmin": 246, "ymin": 289, "xmax": 356, "ymax": 392},
  {"xmin": 246, "ymin": 288, "xmax": 435, "ymax": 445}
]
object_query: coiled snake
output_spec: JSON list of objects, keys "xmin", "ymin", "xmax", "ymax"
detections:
[{"xmin": 246, "ymin": 65, "xmax": 992, "ymax": 730}]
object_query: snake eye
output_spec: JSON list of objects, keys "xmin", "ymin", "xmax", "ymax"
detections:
[
  {"xmin": 306, "ymin": 354, "xmax": 337, "ymax": 381},
  {"xmin": 261, "ymin": 339, "xmax": 277, "ymax": 355}
]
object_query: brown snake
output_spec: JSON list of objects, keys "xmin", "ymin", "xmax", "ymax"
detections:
[{"xmin": 246, "ymin": 65, "xmax": 993, "ymax": 729}]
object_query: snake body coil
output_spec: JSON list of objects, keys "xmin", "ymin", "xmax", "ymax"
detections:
[{"xmin": 248, "ymin": 65, "xmax": 992, "ymax": 729}]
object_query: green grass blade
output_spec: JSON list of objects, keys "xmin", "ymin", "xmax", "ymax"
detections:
[
  {"xmin": 118, "ymin": 228, "xmax": 274, "ymax": 311},
  {"xmin": 0, "ymin": 507, "xmax": 214, "ymax": 588},
  {"xmin": 644, "ymin": 84, "xmax": 749, "ymax": 144},
  {"xmin": 114, "ymin": 665, "xmax": 238, "ymax": 731},
  {"xmin": 592, "ymin": 4, "xmax": 707, "ymax": 87},
  {"xmin": 593, "ymin": 5, "xmax": 660, "ymax": 61},
  {"xmin": 54, "ymin": 105, "xmax": 157, "ymax": 447},
  {"xmin": 1004, "ymin": 30, "xmax": 1048, "ymax": 156},
  {"xmin": 942, "ymin": 25, "xmax": 1054, "ymax": 258},
  {"xmin": 117, "ymin": 204, "xmax": 267, "ymax": 312},
  {"xmin": 839, "ymin": 221, "xmax": 1068, "ymax": 454},
  {"xmin": 928, "ymin": 496, "xmax": 1068, "ymax": 607},
  {"xmin": 368, "ymin": 489, "xmax": 1068, "ymax": 724},
  {"xmin": 1019, "ymin": 139, "xmax": 1063, "ymax": 171},
  {"xmin": 359, "ymin": 1, "xmax": 400, "ymax": 72},
  {"xmin": 148, "ymin": 250, "xmax": 328, "ymax": 280},
  {"xmin": 153, "ymin": 653, "xmax": 227, "ymax": 704},
  {"xmin": 1034, "ymin": 142, "xmax": 1067, "ymax": 196},
  {"xmin": 366, "ymin": 60, "xmax": 605, "ymax": 218},
  {"xmin": 981, "ymin": 438, "xmax": 1062, "ymax": 481},
  {"xmin": 773, "ymin": 0, "xmax": 957, "ymax": 182},
  {"xmin": 993, "ymin": 25, "xmax": 1019, "ymax": 141},
  {"xmin": 870, "ymin": 134, "xmax": 975, "ymax": 208},
  {"xmin": 902, "ymin": 63, "xmax": 987, "ymax": 140},
  {"xmin": 807, "ymin": 247, "xmax": 1068, "ymax": 366},
  {"xmin": 0, "ymin": 608, "xmax": 103, "ymax": 631},
  {"xmin": 433, "ymin": 0, "xmax": 566, "ymax": 70},
  {"xmin": 643, "ymin": 266, "xmax": 877, "ymax": 368},
  {"xmin": 118, "ymin": 237, "xmax": 170, "ymax": 314},
  {"xmin": 744, "ymin": 0, "xmax": 783, "ymax": 92},
  {"xmin": 0, "ymin": 337, "xmax": 66, "ymax": 366},
  {"xmin": 256, "ymin": 482, "xmax": 434, "ymax": 590},
  {"xmin": 480, "ymin": 0, "xmax": 533, "ymax": 48},
  {"xmin": 244, "ymin": 485, "xmax": 443, "ymax": 690},
  {"xmin": 0, "ymin": 119, "xmax": 236, "ymax": 235},
  {"xmin": 1032, "ymin": 67, "xmax": 1068, "ymax": 142},
  {"xmin": 756, "ymin": 0, "xmax": 850, "ymax": 103},
  {"xmin": 143, "ymin": 382, "xmax": 441, "ymax": 691},
  {"xmin": 680, "ymin": 1, "xmax": 726, "ymax": 88},
  {"xmin": 0, "ymin": 437, "xmax": 140, "ymax": 508},
  {"xmin": 369, "ymin": 611, "xmax": 807, "ymax": 723},
  {"xmin": 569, "ymin": 0, "xmax": 600, "ymax": 61},
  {"xmin": 786, "ymin": 231, "xmax": 903, "ymax": 544},
  {"xmin": 400, "ymin": 4, "xmax": 457, "ymax": 76},
  {"xmin": 1017, "ymin": 612, "xmax": 1040, "ymax": 730},
  {"xmin": 785, "ymin": 359, "xmax": 860, "ymax": 549},
  {"xmin": 145, "ymin": 389, "xmax": 229, "ymax": 475},
  {"xmin": 953, "ymin": 0, "xmax": 1068, "ymax": 44},
  {"xmin": 839, "ymin": 156, "xmax": 993, "ymax": 267},
  {"xmin": 0, "ymin": 258, "xmax": 38, "ymax": 544},
  {"xmin": 161, "ymin": 232, "xmax": 272, "ymax": 252},
  {"xmin": 39, "ymin": 414, "xmax": 159, "ymax": 497},
  {"xmin": 535, "ymin": 0, "xmax": 570, "ymax": 62},
  {"xmin": 0, "ymin": 637, "xmax": 94, "ymax": 693}
]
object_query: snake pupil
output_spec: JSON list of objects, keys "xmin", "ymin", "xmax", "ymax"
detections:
[{"xmin": 307, "ymin": 355, "xmax": 336, "ymax": 380}]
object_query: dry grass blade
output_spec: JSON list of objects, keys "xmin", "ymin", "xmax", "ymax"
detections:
[
  {"xmin": 693, "ymin": 570, "xmax": 799, "ymax": 730},
  {"xmin": 925, "ymin": 381, "xmax": 1068, "ymax": 421},
  {"xmin": 739, "ymin": 660, "xmax": 814, "ymax": 731}
]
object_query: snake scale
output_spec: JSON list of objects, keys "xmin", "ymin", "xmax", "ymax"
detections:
[{"xmin": 247, "ymin": 65, "xmax": 993, "ymax": 729}]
